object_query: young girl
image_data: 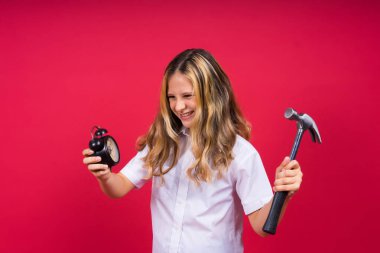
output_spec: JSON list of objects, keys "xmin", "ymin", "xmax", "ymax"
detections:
[{"xmin": 82, "ymin": 49, "xmax": 303, "ymax": 253}]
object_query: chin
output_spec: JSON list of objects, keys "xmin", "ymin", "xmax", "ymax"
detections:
[{"xmin": 181, "ymin": 121, "xmax": 194, "ymax": 129}]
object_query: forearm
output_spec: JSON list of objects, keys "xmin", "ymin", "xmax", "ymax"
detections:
[
  {"xmin": 97, "ymin": 172, "xmax": 135, "ymax": 198},
  {"xmin": 249, "ymin": 157, "xmax": 303, "ymax": 236},
  {"xmin": 248, "ymin": 195, "xmax": 291, "ymax": 237}
]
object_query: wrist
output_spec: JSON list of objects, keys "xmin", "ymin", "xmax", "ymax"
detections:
[
  {"xmin": 286, "ymin": 191, "xmax": 295, "ymax": 201},
  {"xmin": 96, "ymin": 171, "xmax": 113, "ymax": 183}
]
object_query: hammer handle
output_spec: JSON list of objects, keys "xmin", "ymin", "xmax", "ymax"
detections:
[
  {"xmin": 262, "ymin": 191, "xmax": 288, "ymax": 234},
  {"xmin": 262, "ymin": 128, "xmax": 304, "ymax": 234},
  {"xmin": 289, "ymin": 128, "xmax": 304, "ymax": 160}
]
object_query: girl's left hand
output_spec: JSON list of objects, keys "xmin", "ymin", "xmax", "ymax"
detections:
[{"xmin": 273, "ymin": 157, "xmax": 303, "ymax": 198}]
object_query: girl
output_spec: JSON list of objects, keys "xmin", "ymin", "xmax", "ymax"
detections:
[{"xmin": 82, "ymin": 49, "xmax": 303, "ymax": 253}]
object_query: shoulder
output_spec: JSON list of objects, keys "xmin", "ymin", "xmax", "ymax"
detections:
[
  {"xmin": 233, "ymin": 135, "xmax": 259, "ymax": 160},
  {"xmin": 229, "ymin": 135, "xmax": 267, "ymax": 184},
  {"xmin": 134, "ymin": 145, "xmax": 150, "ymax": 158}
]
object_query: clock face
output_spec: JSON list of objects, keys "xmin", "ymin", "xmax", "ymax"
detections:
[{"xmin": 106, "ymin": 137, "xmax": 120, "ymax": 162}]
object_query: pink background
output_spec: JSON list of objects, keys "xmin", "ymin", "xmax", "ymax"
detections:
[{"xmin": 1, "ymin": 1, "xmax": 379, "ymax": 252}]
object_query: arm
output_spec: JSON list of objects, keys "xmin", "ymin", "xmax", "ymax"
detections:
[
  {"xmin": 97, "ymin": 172, "xmax": 135, "ymax": 198},
  {"xmin": 248, "ymin": 157, "xmax": 303, "ymax": 237},
  {"xmin": 248, "ymin": 195, "xmax": 291, "ymax": 237},
  {"xmin": 83, "ymin": 148, "xmax": 136, "ymax": 198}
]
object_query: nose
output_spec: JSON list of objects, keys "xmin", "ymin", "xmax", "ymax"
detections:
[{"xmin": 175, "ymin": 99, "xmax": 185, "ymax": 112}]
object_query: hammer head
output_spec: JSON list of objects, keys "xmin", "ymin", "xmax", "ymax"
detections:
[{"xmin": 285, "ymin": 108, "xmax": 322, "ymax": 144}]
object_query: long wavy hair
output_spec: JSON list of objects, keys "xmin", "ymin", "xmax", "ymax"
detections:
[{"xmin": 137, "ymin": 48, "xmax": 251, "ymax": 184}]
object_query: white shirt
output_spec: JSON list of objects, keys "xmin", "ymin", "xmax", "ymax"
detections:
[{"xmin": 120, "ymin": 130, "xmax": 273, "ymax": 253}]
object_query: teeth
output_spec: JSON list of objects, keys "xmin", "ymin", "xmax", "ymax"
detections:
[{"xmin": 181, "ymin": 112, "xmax": 192, "ymax": 117}]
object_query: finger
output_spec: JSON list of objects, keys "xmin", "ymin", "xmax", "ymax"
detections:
[
  {"xmin": 284, "ymin": 160, "xmax": 300, "ymax": 171},
  {"xmin": 276, "ymin": 156, "xmax": 291, "ymax": 174},
  {"xmin": 274, "ymin": 177, "xmax": 298, "ymax": 186},
  {"xmin": 82, "ymin": 148, "xmax": 94, "ymax": 156},
  {"xmin": 279, "ymin": 169, "xmax": 301, "ymax": 179},
  {"xmin": 280, "ymin": 156, "xmax": 291, "ymax": 167},
  {"xmin": 83, "ymin": 156, "xmax": 101, "ymax": 165},
  {"xmin": 88, "ymin": 163, "xmax": 109, "ymax": 172},
  {"xmin": 273, "ymin": 182, "xmax": 301, "ymax": 192},
  {"xmin": 93, "ymin": 169, "xmax": 111, "ymax": 177}
]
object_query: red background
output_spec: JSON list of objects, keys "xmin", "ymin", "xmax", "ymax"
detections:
[{"xmin": 1, "ymin": 1, "xmax": 379, "ymax": 252}]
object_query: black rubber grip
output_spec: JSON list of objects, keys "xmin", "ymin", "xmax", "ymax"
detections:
[{"xmin": 262, "ymin": 191, "xmax": 288, "ymax": 234}]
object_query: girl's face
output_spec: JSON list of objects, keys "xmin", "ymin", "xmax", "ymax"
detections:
[{"xmin": 167, "ymin": 72, "xmax": 197, "ymax": 129}]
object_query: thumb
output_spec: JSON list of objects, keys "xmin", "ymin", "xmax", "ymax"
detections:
[{"xmin": 276, "ymin": 156, "xmax": 290, "ymax": 173}]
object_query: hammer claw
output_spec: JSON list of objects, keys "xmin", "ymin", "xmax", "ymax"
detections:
[{"xmin": 310, "ymin": 122, "xmax": 322, "ymax": 144}]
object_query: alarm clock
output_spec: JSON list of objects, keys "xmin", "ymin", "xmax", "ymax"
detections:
[{"xmin": 89, "ymin": 126, "xmax": 120, "ymax": 168}]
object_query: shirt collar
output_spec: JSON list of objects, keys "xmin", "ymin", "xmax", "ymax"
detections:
[{"xmin": 180, "ymin": 127, "xmax": 190, "ymax": 136}]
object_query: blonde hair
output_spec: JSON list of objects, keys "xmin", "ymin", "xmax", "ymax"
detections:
[{"xmin": 137, "ymin": 49, "xmax": 251, "ymax": 184}]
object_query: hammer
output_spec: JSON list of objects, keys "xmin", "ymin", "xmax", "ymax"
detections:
[{"xmin": 262, "ymin": 108, "xmax": 322, "ymax": 235}]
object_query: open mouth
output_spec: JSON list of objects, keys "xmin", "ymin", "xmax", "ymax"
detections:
[{"xmin": 179, "ymin": 111, "xmax": 194, "ymax": 120}]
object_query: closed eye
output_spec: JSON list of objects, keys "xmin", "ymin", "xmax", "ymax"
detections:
[{"xmin": 183, "ymin": 93, "xmax": 194, "ymax": 99}]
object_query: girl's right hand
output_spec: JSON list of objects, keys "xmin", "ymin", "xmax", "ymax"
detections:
[{"xmin": 82, "ymin": 148, "xmax": 111, "ymax": 181}]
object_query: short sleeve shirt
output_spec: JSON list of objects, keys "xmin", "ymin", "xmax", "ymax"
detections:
[{"xmin": 120, "ymin": 132, "xmax": 273, "ymax": 253}]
